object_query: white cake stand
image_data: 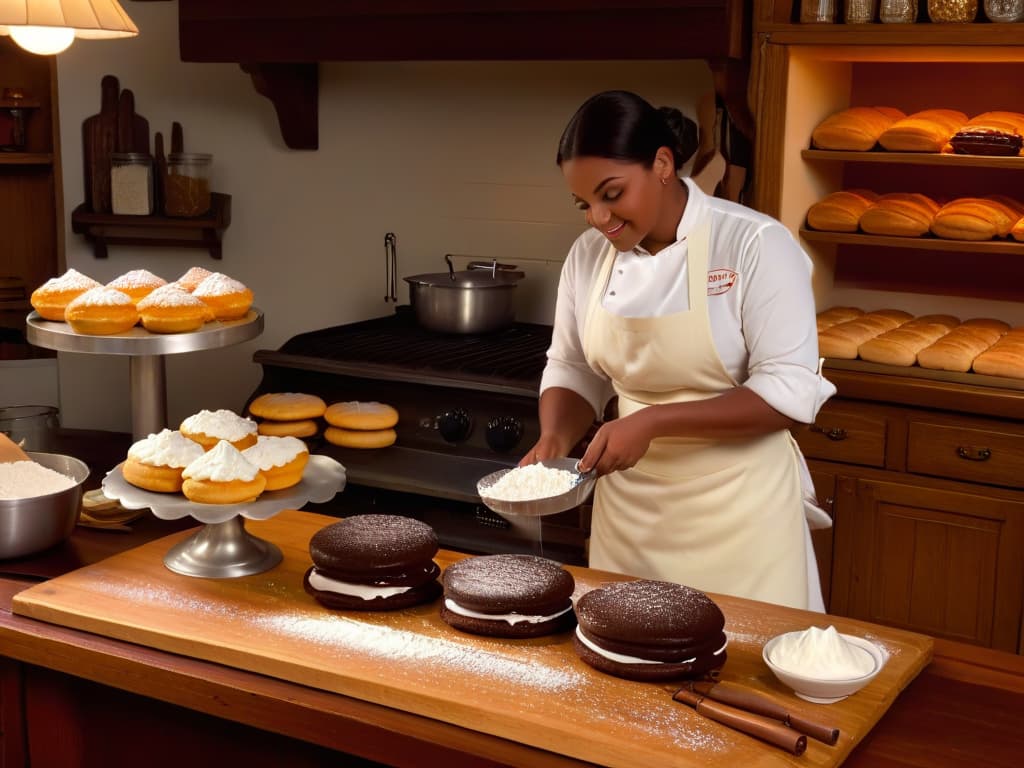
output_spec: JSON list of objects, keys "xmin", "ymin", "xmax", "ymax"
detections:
[{"xmin": 102, "ymin": 454, "xmax": 346, "ymax": 578}]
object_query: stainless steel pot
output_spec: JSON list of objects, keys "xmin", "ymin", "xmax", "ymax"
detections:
[{"xmin": 404, "ymin": 255, "xmax": 525, "ymax": 334}]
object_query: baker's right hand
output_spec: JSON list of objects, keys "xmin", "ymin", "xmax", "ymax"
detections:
[{"xmin": 518, "ymin": 434, "xmax": 567, "ymax": 467}]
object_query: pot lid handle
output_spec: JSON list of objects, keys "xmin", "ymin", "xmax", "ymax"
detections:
[{"xmin": 444, "ymin": 253, "xmax": 457, "ymax": 281}]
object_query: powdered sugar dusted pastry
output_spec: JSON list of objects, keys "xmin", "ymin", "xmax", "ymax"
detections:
[
  {"xmin": 180, "ymin": 409, "xmax": 258, "ymax": 451},
  {"xmin": 106, "ymin": 269, "xmax": 167, "ymax": 303},
  {"xmin": 242, "ymin": 435, "xmax": 309, "ymax": 491},
  {"xmin": 137, "ymin": 284, "xmax": 213, "ymax": 333},
  {"xmin": 181, "ymin": 440, "xmax": 266, "ymax": 504},
  {"xmin": 192, "ymin": 273, "xmax": 254, "ymax": 320},
  {"xmin": 64, "ymin": 287, "xmax": 140, "ymax": 335},
  {"xmin": 122, "ymin": 428, "xmax": 205, "ymax": 493},
  {"xmin": 171, "ymin": 265, "xmax": 214, "ymax": 293},
  {"xmin": 30, "ymin": 268, "xmax": 102, "ymax": 321},
  {"xmin": 440, "ymin": 554, "xmax": 576, "ymax": 638}
]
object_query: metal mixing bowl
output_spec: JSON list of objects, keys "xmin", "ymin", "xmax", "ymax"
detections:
[
  {"xmin": 477, "ymin": 457, "xmax": 596, "ymax": 518},
  {"xmin": 0, "ymin": 452, "xmax": 89, "ymax": 559}
]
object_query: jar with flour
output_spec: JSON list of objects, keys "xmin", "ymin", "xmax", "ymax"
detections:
[{"xmin": 110, "ymin": 152, "xmax": 154, "ymax": 215}]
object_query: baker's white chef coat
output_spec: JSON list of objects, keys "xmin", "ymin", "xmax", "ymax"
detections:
[{"xmin": 541, "ymin": 177, "xmax": 836, "ymax": 422}]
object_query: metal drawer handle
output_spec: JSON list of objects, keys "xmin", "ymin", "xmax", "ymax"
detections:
[
  {"xmin": 956, "ymin": 446, "xmax": 991, "ymax": 462},
  {"xmin": 810, "ymin": 424, "xmax": 847, "ymax": 442}
]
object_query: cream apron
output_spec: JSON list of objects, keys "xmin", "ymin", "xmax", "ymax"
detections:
[{"xmin": 583, "ymin": 220, "xmax": 810, "ymax": 609}]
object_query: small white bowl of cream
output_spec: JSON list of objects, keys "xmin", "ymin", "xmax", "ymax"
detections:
[{"xmin": 762, "ymin": 625, "xmax": 887, "ymax": 704}]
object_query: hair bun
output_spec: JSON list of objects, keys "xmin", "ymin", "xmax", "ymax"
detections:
[{"xmin": 659, "ymin": 106, "xmax": 699, "ymax": 166}]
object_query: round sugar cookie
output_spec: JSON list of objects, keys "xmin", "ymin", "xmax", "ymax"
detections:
[
  {"xmin": 324, "ymin": 426, "xmax": 396, "ymax": 449},
  {"xmin": 324, "ymin": 401, "xmax": 398, "ymax": 431},
  {"xmin": 249, "ymin": 392, "xmax": 327, "ymax": 421},
  {"xmin": 258, "ymin": 419, "xmax": 319, "ymax": 438}
]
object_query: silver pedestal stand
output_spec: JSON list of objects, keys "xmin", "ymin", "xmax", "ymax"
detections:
[
  {"xmin": 27, "ymin": 310, "xmax": 264, "ymax": 441},
  {"xmin": 102, "ymin": 455, "xmax": 346, "ymax": 578}
]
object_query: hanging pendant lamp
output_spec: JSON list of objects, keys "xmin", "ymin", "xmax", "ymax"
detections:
[{"xmin": 0, "ymin": 0, "xmax": 138, "ymax": 56}]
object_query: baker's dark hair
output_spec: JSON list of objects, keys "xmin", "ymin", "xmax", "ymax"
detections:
[{"xmin": 557, "ymin": 90, "xmax": 698, "ymax": 170}]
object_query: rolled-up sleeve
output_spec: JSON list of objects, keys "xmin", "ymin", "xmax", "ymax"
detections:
[{"xmin": 739, "ymin": 223, "xmax": 836, "ymax": 424}]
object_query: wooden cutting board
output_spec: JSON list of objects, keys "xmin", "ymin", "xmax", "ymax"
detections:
[{"xmin": 12, "ymin": 510, "xmax": 932, "ymax": 768}]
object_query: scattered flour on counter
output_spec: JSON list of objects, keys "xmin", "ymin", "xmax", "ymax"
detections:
[
  {"xmin": 482, "ymin": 464, "xmax": 577, "ymax": 501},
  {"xmin": 0, "ymin": 461, "xmax": 76, "ymax": 499}
]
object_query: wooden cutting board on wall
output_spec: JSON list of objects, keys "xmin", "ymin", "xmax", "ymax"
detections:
[
  {"xmin": 82, "ymin": 75, "xmax": 151, "ymax": 213},
  {"xmin": 12, "ymin": 510, "xmax": 933, "ymax": 768}
]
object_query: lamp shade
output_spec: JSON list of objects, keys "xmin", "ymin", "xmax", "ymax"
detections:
[{"xmin": 0, "ymin": 0, "xmax": 138, "ymax": 55}]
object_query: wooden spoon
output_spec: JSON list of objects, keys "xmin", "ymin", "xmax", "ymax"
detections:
[{"xmin": 0, "ymin": 432, "xmax": 31, "ymax": 463}]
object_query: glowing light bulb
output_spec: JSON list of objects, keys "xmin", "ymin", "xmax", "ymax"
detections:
[{"xmin": 8, "ymin": 26, "xmax": 76, "ymax": 56}]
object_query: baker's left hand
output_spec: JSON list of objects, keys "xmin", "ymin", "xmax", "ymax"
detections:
[{"xmin": 577, "ymin": 411, "xmax": 654, "ymax": 476}]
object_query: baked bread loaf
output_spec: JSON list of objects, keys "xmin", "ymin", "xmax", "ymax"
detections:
[
  {"xmin": 818, "ymin": 310, "xmax": 913, "ymax": 359},
  {"xmin": 949, "ymin": 112, "xmax": 1024, "ymax": 156},
  {"xmin": 878, "ymin": 109, "xmax": 968, "ymax": 153},
  {"xmin": 904, "ymin": 314, "xmax": 961, "ymax": 331},
  {"xmin": 858, "ymin": 322, "xmax": 953, "ymax": 366},
  {"xmin": 972, "ymin": 328, "xmax": 1024, "ymax": 378},
  {"xmin": 917, "ymin": 321, "xmax": 1008, "ymax": 372},
  {"xmin": 816, "ymin": 306, "xmax": 864, "ymax": 333},
  {"xmin": 811, "ymin": 106, "xmax": 906, "ymax": 151},
  {"xmin": 303, "ymin": 514, "xmax": 442, "ymax": 611},
  {"xmin": 859, "ymin": 193, "xmax": 939, "ymax": 237},
  {"xmin": 1013, "ymin": 215, "xmax": 1024, "ymax": 242},
  {"xmin": 806, "ymin": 189, "xmax": 878, "ymax": 233},
  {"xmin": 931, "ymin": 197, "xmax": 1021, "ymax": 241},
  {"xmin": 30, "ymin": 269, "xmax": 102, "ymax": 321}
]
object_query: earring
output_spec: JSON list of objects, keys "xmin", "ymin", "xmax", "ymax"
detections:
[{"xmin": 661, "ymin": 177, "xmax": 668, "ymax": 186}]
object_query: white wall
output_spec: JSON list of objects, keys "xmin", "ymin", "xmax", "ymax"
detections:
[{"xmin": 53, "ymin": 2, "xmax": 711, "ymax": 433}]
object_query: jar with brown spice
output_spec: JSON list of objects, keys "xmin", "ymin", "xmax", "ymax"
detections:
[
  {"xmin": 845, "ymin": 0, "xmax": 879, "ymax": 22},
  {"xmin": 880, "ymin": 0, "xmax": 919, "ymax": 21},
  {"xmin": 164, "ymin": 152, "xmax": 212, "ymax": 217},
  {"xmin": 927, "ymin": 0, "xmax": 979, "ymax": 20}
]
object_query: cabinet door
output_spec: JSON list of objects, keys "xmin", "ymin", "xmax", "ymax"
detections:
[
  {"xmin": 808, "ymin": 468, "xmax": 835, "ymax": 612},
  {"xmin": 0, "ymin": 657, "xmax": 26, "ymax": 767},
  {"xmin": 831, "ymin": 477, "xmax": 1024, "ymax": 652}
]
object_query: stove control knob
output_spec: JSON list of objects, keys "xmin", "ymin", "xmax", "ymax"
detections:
[
  {"xmin": 437, "ymin": 408, "xmax": 472, "ymax": 443},
  {"xmin": 485, "ymin": 416, "xmax": 523, "ymax": 453}
]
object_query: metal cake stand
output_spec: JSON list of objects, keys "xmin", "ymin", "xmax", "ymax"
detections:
[
  {"xmin": 26, "ymin": 309, "xmax": 264, "ymax": 441},
  {"xmin": 102, "ymin": 454, "xmax": 346, "ymax": 578}
]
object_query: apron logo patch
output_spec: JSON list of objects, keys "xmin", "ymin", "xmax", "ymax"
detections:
[{"xmin": 707, "ymin": 269, "xmax": 737, "ymax": 295}]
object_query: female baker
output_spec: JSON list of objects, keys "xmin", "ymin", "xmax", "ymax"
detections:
[{"xmin": 525, "ymin": 90, "xmax": 835, "ymax": 610}]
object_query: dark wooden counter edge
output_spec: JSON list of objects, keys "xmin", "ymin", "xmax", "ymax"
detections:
[{"xmin": 3, "ymin": 572, "xmax": 1024, "ymax": 768}]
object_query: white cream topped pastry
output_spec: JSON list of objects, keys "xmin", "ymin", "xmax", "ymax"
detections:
[
  {"xmin": 242, "ymin": 435, "xmax": 307, "ymax": 469},
  {"xmin": 127, "ymin": 429, "xmax": 204, "ymax": 468},
  {"xmin": 182, "ymin": 440, "xmax": 260, "ymax": 483},
  {"xmin": 181, "ymin": 409, "xmax": 257, "ymax": 442},
  {"xmin": 769, "ymin": 625, "xmax": 876, "ymax": 680}
]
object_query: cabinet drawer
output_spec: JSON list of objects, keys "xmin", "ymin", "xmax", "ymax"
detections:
[
  {"xmin": 907, "ymin": 421, "xmax": 1024, "ymax": 490},
  {"xmin": 794, "ymin": 407, "xmax": 886, "ymax": 467}
]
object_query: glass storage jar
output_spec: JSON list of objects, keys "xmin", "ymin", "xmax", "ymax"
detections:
[
  {"xmin": 983, "ymin": 0, "xmax": 1024, "ymax": 20},
  {"xmin": 165, "ymin": 152, "xmax": 213, "ymax": 217},
  {"xmin": 800, "ymin": 0, "xmax": 837, "ymax": 22},
  {"xmin": 845, "ymin": 0, "xmax": 879, "ymax": 21},
  {"xmin": 927, "ymin": 0, "xmax": 979, "ymax": 20},
  {"xmin": 110, "ymin": 152, "xmax": 153, "ymax": 216},
  {"xmin": 880, "ymin": 0, "xmax": 919, "ymax": 21}
]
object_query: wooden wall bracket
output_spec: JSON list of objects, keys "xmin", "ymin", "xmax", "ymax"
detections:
[{"xmin": 240, "ymin": 63, "xmax": 319, "ymax": 151}]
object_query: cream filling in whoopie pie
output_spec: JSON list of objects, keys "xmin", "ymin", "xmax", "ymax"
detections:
[
  {"xmin": 308, "ymin": 570, "xmax": 412, "ymax": 600},
  {"xmin": 444, "ymin": 598, "xmax": 574, "ymax": 626},
  {"xmin": 575, "ymin": 627, "xmax": 729, "ymax": 665}
]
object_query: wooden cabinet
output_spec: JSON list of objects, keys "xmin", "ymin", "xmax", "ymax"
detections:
[{"xmin": 0, "ymin": 39, "xmax": 62, "ymax": 360}]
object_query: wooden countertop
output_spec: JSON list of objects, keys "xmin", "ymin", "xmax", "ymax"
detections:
[{"xmin": 1, "ymin": 513, "xmax": 1022, "ymax": 767}]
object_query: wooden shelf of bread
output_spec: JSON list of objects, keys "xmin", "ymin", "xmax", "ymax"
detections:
[
  {"xmin": 801, "ymin": 150, "xmax": 1024, "ymax": 170},
  {"xmin": 800, "ymin": 230, "xmax": 1024, "ymax": 255}
]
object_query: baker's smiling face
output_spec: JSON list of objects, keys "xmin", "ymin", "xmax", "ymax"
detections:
[{"xmin": 561, "ymin": 150, "xmax": 672, "ymax": 253}]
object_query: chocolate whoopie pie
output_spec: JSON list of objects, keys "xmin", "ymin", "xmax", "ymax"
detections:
[
  {"xmin": 573, "ymin": 579, "xmax": 728, "ymax": 682},
  {"xmin": 440, "ymin": 554, "xmax": 576, "ymax": 638},
  {"xmin": 303, "ymin": 514, "xmax": 442, "ymax": 611}
]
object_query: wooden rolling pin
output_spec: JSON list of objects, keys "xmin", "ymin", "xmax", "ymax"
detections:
[{"xmin": 0, "ymin": 432, "xmax": 31, "ymax": 463}]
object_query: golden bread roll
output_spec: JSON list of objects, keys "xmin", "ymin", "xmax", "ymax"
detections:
[
  {"xmin": 1013, "ymin": 215, "xmax": 1024, "ymax": 242},
  {"xmin": 30, "ymin": 269, "xmax": 102, "ymax": 321},
  {"xmin": 962, "ymin": 317, "xmax": 1012, "ymax": 335},
  {"xmin": 64, "ymin": 287, "xmax": 140, "ymax": 335},
  {"xmin": 806, "ymin": 189, "xmax": 879, "ymax": 233},
  {"xmin": 324, "ymin": 401, "xmax": 399, "ymax": 431},
  {"xmin": 904, "ymin": 314, "xmax": 961, "ymax": 331},
  {"xmin": 917, "ymin": 324, "xmax": 1005, "ymax": 372},
  {"xmin": 324, "ymin": 426, "xmax": 397, "ymax": 449},
  {"xmin": 122, "ymin": 428, "xmax": 205, "ymax": 493},
  {"xmin": 192, "ymin": 272, "xmax": 254, "ymax": 320},
  {"xmin": 137, "ymin": 284, "xmax": 211, "ymax": 333},
  {"xmin": 257, "ymin": 419, "xmax": 319, "ymax": 438},
  {"xmin": 878, "ymin": 109, "xmax": 968, "ymax": 153},
  {"xmin": 859, "ymin": 193, "xmax": 939, "ymax": 237},
  {"xmin": 972, "ymin": 330, "xmax": 1024, "ymax": 378},
  {"xmin": 816, "ymin": 306, "xmax": 865, "ymax": 333},
  {"xmin": 106, "ymin": 269, "xmax": 167, "ymax": 304},
  {"xmin": 179, "ymin": 409, "xmax": 258, "ymax": 451},
  {"xmin": 930, "ymin": 197, "xmax": 1021, "ymax": 241},
  {"xmin": 242, "ymin": 436, "xmax": 310, "ymax": 491},
  {"xmin": 248, "ymin": 392, "xmax": 327, "ymax": 421},
  {"xmin": 181, "ymin": 440, "xmax": 266, "ymax": 504},
  {"xmin": 858, "ymin": 323, "xmax": 952, "ymax": 367},
  {"xmin": 811, "ymin": 106, "xmax": 906, "ymax": 151},
  {"xmin": 817, "ymin": 311, "xmax": 913, "ymax": 359}
]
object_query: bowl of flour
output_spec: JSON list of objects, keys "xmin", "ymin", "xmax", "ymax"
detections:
[
  {"xmin": 477, "ymin": 457, "xmax": 596, "ymax": 518},
  {"xmin": 1, "ymin": 452, "xmax": 89, "ymax": 559}
]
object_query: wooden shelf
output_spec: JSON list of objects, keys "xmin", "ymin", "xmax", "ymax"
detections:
[
  {"xmin": 0, "ymin": 99, "xmax": 40, "ymax": 109},
  {"xmin": 802, "ymin": 149, "xmax": 1024, "ymax": 169},
  {"xmin": 800, "ymin": 229, "xmax": 1024, "ymax": 254},
  {"xmin": 758, "ymin": 22, "xmax": 1024, "ymax": 47},
  {"xmin": 0, "ymin": 152, "xmax": 53, "ymax": 166},
  {"xmin": 70, "ymin": 193, "xmax": 232, "ymax": 260}
]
